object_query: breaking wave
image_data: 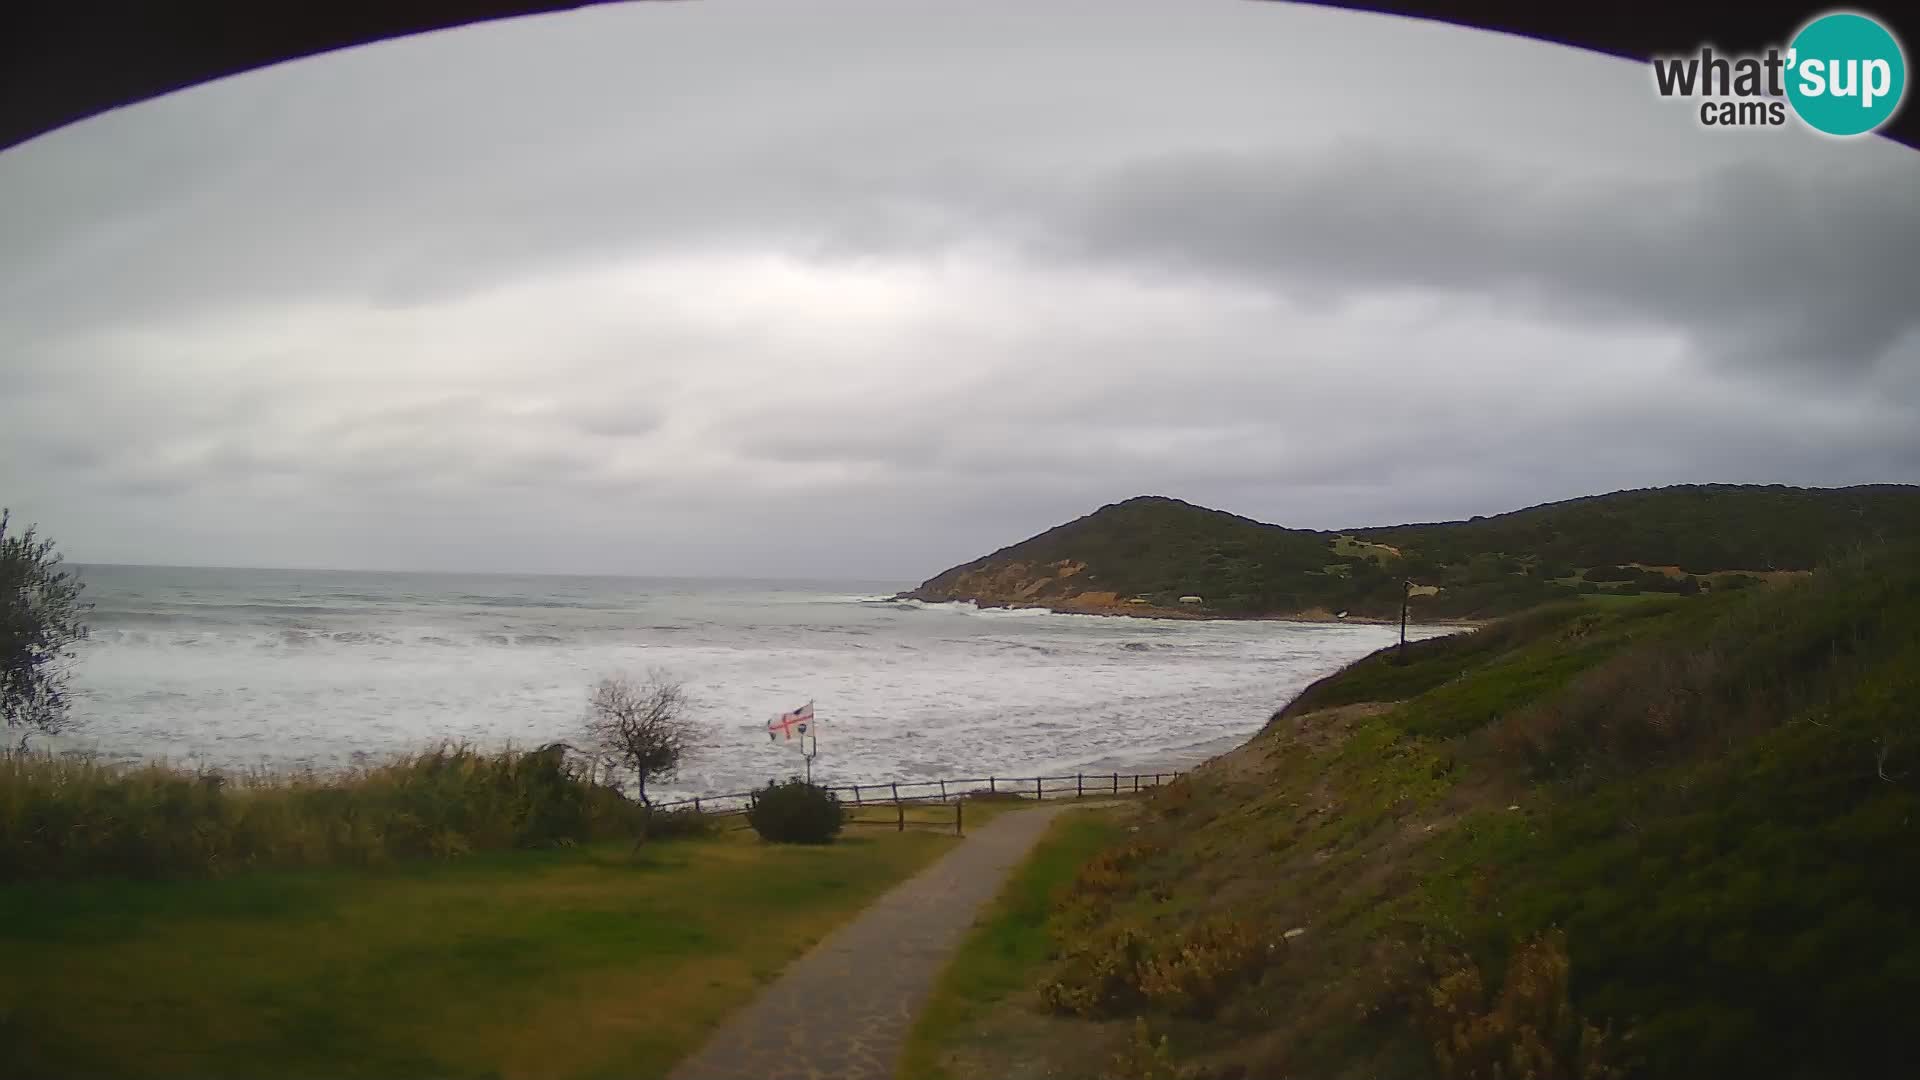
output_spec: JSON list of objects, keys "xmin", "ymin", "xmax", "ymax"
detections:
[{"xmin": 60, "ymin": 564, "xmax": 1461, "ymax": 797}]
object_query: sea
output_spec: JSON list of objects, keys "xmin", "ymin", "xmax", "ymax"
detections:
[{"xmin": 47, "ymin": 564, "xmax": 1460, "ymax": 800}]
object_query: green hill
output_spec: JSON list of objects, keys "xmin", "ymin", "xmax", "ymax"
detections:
[
  {"xmin": 902, "ymin": 485, "xmax": 1920, "ymax": 620},
  {"xmin": 952, "ymin": 543, "xmax": 1920, "ymax": 1080},
  {"xmin": 1358, "ymin": 482, "xmax": 1920, "ymax": 574}
]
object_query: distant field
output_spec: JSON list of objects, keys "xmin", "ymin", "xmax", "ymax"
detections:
[
  {"xmin": 1330, "ymin": 534, "xmax": 1401, "ymax": 561},
  {"xmin": 0, "ymin": 829, "xmax": 954, "ymax": 1080}
]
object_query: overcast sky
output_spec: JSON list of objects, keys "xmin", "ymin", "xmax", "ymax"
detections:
[{"xmin": 2, "ymin": 0, "xmax": 1916, "ymax": 582}]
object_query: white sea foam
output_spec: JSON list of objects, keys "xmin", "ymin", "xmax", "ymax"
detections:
[{"xmin": 51, "ymin": 565, "xmax": 1461, "ymax": 800}]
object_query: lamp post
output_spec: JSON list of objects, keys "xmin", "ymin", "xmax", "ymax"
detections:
[{"xmin": 1397, "ymin": 577, "xmax": 1411, "ymax": 665}]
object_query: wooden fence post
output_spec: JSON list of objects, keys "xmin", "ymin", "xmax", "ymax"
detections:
[
  {"xmin": 898, "ymin": 801, "xmax": 905, "ymax": 832},
  {"xmin": 956, "ymin": 799, "xmax": 964, "ymax": 837},
  {"xmin": 635, "ymin": 767, "xmax": 1194, "ymax": 830}
]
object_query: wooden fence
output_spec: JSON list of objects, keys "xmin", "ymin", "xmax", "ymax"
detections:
[{"xmin": 648, "ymin": 770, "xmax": 1183, "ymax": 836}]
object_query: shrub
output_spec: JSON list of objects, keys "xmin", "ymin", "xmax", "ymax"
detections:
[
  {"xmin": 1051, "ymin": 834, "xmax": 1159, "ymax": 938},
  {"xmin": 643, "ymin": 806, "xmax": 717, "ymax": 841},
  {"xmin": 1, "ymin": 511, "xmax": 91, "ymax": 736},
  {"xmin": 1103, "ymin": 1018, "xmax": 1178, "ymax": 1080},
  {"xmin": 1042, "ymin": 924, "xmax": 1150, "ymax": 1016},
  {"xmin": 1581, "ymin": 566, "xmax": 1637, "ymax": 583},
  {"xmin": 0, "ymin": 742, "xmax": 640, "ymax": 881},
  {"xmin": 1421, "ymin": 931, "xmax": 1627, "ymax": 1080},
  {"xmin": 745, "ymin": 778, "xmax": 844, "ymax": 844},
  {"xmin": 1134, "ymin": 914, "xmax": 1272, "ymax": 1017},
  {"xmin": 1042, "ymin": 908, "xmax": 1272, "ymax": 1021}
]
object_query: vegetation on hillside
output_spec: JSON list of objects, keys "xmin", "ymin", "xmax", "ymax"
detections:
[
  {"xmin": 966, "ymin": 544, "xmax": 1917, "ymax": 1079},
  {"xmin": 1359, "ymin": 483, "xmax": 1920, "ymax": 574},
  {"xmin": 909, "ymin": 496, "xmax": 1346, "ymax": 614},
  {"xmin": 903, "ymin": 485, "xmax": 1919, "ymax": 621}
]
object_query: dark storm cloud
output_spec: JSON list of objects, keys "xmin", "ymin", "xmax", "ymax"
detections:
[
  {"xmin": 775, "ymin": 140, "xmax": 1920, "ymax": 378},
  {"xmin": 1034, "ymin": 143, "xmax": 1920, "ymax": 375}
]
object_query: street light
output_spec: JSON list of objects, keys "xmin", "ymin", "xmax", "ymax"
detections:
[{"xmin": 1396, "ymin": 577, "xmax": 1411, "ymax": 665}]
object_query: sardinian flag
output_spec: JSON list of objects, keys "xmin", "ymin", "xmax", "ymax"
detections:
[{"xmin": 768, "ymin": 701, "xmax": 814, "ymax": 742}]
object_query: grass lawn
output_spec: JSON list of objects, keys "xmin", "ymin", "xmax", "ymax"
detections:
[
  {"xmin": 899, "ymin": 806, "xmax": 1127, "ymax": 1080},
  {"xmin": 0, "ymin": 828, "xmax": 955, "ymax": 1080}
]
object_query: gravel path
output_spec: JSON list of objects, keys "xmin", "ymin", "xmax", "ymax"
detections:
[{"xmin": 664, "ymin": 803, "xmax": 1090, "ymax": 1080}]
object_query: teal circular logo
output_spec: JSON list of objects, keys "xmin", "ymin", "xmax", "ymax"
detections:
[{"xmin": 1786, "ymin": 12, "xmax": 1907, "ymax": 136}]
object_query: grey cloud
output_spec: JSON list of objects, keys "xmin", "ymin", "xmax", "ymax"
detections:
[
  {"xmin": 893, "ymin": 142, "xmax": 1920, "ymax": 377},
  {"xmin": 564, "ymin": 401, "xmax": 667, "ymax": 440},
  {"xmin": 3, "ymin": 0, "xmax": 1918, "ymax": 579}
]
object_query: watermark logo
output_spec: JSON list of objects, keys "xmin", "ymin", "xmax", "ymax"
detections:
[{"xmin": 1651, "ymin": 9, "xmax": 1907, "ymax": 136}]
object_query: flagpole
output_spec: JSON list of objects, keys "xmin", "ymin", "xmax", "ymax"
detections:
[
  {"xmin": 804, "ymin": 702, "xmax": 817, "ymax": 785},
  {"xmin": 772, "ymin": 700, "xmax": 820, "ymax": 785}
]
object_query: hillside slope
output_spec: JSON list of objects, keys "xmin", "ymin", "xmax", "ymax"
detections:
[
  {"xmin": 1357, "ymin": 482, "xmax": 1920, "ymax": 574},
  {"xmin": 975, "ymin": 545, "xmax": 1919, "ymax": 1080},
  {"xmin": 902, "ymin": 496, "xmax": 1337, "ymax": 616},
  {"xmin": 901, "ymin": 485, "xmax": 1920, "ymax": 620}
]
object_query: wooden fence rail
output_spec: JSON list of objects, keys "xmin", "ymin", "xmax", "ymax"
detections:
[{"xmin": 646, "ymin": 769, "xmax": 1183, "ymax": 836}]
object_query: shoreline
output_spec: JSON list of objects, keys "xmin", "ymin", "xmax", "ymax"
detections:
[
  {"xmin": 890, "ymin": 592, "xmax": 1484, "ymax": 629},
  {"xmin": 1062, "ymin": 732, "xmax": 1252, "ymax": 778}
]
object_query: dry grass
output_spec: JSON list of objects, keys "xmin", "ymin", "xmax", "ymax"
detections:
[{"xmin": 0, "ymin": 742, "xmax": 646, "ymax": 881}]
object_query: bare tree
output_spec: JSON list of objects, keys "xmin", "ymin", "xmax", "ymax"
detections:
[
  {"xmin": 2, "ymin": 510, "xmax": 91, "ymax": 740},
  {"xmin": 583, "ymin": 671, "xmax": 694, "ymax": 809}
]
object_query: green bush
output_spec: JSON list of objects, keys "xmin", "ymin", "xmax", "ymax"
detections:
[
  {"xmin": 1422, "ymin": 931, "xmax": 1627, "ymax": 1080},
  {"xmin": 1040, "ymin": 924, "xmax": 1149, "ymax": 1017},
  {"xmin": 642, "ymin": 806, "xmax": 717, "ymax": 841},
  {"xmin": 745, "ymin": 778, "xmax": 844, "ymax": 844}
]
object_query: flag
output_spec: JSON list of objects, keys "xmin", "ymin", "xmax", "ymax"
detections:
[{"xmin": 767, "ymin": 701, "xmax": 814, "ymax": 742}]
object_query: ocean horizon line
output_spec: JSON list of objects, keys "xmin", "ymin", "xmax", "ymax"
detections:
[{"xmin": 70, "ymin": 561, "xmax": 907, "ymax": 590}]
